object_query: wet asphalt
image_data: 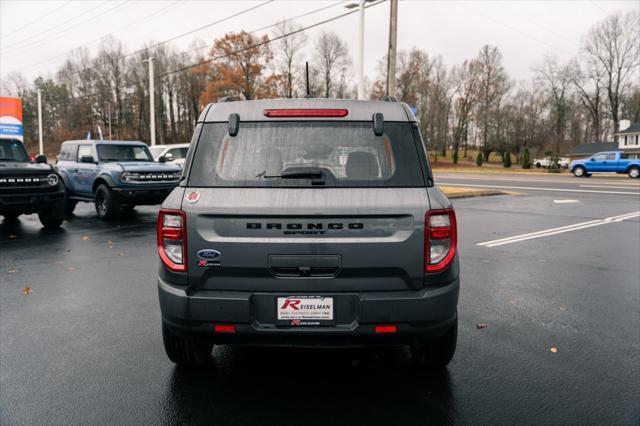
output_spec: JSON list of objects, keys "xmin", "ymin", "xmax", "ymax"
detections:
[{"xmin": 1, "ymin": 174, "xmax": 639, "ymax": 425}]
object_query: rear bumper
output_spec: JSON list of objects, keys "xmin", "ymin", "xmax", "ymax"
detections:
[
  {"xmin": 158, "ymin": 277, "xmax": 459, "ymax": 347},
  {"xmin": 0, "ymin": 188, "xmax": 65, "ymax": 214}
]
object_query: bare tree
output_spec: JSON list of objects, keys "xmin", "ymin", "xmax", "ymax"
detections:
[
  {"xmin": 273, "ymin": 21, "xmax": 307, "ymax": 98},
  {"xmin": 451, "ymin": 59, "xmax": 482, "ymax": 162},
  {"xmin": 314, "ymin": 31, "xmax": 350, "ymax": 98},
  {"xmin": 582, "ymin": 11, "xmax": 640, "ymax": 139}
]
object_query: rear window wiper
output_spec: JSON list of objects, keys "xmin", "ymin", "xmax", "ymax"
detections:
[{"xmin": 256, "ymin": 169, "xmax": 326, "ymax": 184}]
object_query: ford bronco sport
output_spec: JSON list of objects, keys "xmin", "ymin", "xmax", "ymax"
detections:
[
  {"xmin": 0, "ymin": 138, "xmax": 66, "ymax": 229},
  {"xmin": 56, "ymin": 140, "xmax": 182, "ymax": 220},
  {"xmin": 157, "ymin": 99, "xmax": 460, "ymax": 369}
]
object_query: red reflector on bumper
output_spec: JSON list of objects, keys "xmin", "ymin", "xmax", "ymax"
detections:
[
  {"xmin": 214, "ymin": 324, "xmax": 236, "ymax": 334},
  {"xmin": 375, "ymin": 325, "xmax": 397, "ymax": 334}
]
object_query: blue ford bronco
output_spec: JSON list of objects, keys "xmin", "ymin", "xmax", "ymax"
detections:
[{"xmin": 56, "ymin": 140, "xmax": 182, "ymax": 220}]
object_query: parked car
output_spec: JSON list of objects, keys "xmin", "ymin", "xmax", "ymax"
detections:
[
  {"xmin": 148, "ymin": 144, "xmax": 189, "ymax": 166},
  {"xmin": 570, "ymin": 151, "xmax": 640, "ymax": 178},
  {"xmin": 533, "ymin": 156, "xmax": 569, "ymax": 168},
  {"xmin": 56, "ymin": 140, "xmax": 182, "ymax": 220},
  {"xmin": 157, "ymin": 99, "xmax": 460, "ymax": 369},
  {"xmin": 0, "ymin": 138, "xmax": 66, "ymax": 229}
]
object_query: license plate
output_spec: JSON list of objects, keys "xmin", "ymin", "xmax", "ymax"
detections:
[{"xmin": 277, "ymin": 296, "xmax": 334, "ymax": 321}]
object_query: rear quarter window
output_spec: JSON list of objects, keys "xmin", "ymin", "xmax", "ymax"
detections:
[{"xmin": 187, "ymin": 121, "xmax": 427, "ymax": 188}]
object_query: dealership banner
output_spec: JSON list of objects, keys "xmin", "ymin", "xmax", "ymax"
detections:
[{"xmin": 0, "ymin": 97, "xmax": 24, "ymax": 141}]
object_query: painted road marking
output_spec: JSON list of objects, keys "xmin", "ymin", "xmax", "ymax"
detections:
[
  {"xmin": 554, "ymin": 199, "xmax": 580, "ymax": 203},
  {"xmin": 477, "ymin": 211, "xmax": 640, "ymax": 248},
  {"xmin": 434, "ymin": 174, "xmax": 640, "ymax": 186},
  {"xmin": 438, "ymin": 182, "xmax": 640, "ymax": 196},
  {"xmin": 580, "ymin": 184, "xmax": 640, "ymax": 190}
]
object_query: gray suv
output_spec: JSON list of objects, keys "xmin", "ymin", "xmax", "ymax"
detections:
[{"xmin": 157, "ymin": 99, "xmax": 459, "ymax": 369}]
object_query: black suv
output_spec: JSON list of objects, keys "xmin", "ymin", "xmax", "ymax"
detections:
[{"xmin": 0, "ymin": 138, "xmax": 65, "ymax": 229}]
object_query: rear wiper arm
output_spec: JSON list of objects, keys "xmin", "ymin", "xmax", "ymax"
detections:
[{"xmin": 256, "ymin": 170, "xmax": 324, "ymax": 180}]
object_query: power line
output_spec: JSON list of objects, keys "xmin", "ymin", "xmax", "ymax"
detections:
[
  {"xmin": 455, "ymin": 1, "xmax": 574, "ymax": 56},
  {"xmin": 0, "ymin": 0, "xmax": 73, "ymax": 40},
  {"xmin": 124, "ymin": 0, "xmax": 275, "ymax": 59},
  {"xmin": 16, "ymin": 0, "xmax": 184, "ymax": 74},
  {"xmin": 1, "ymin": 1, "xmax": 114, "ymax": 53},
  {"xmin": 159, "ymin": 0, "xmax": 386, "ymax": 78},
  {"xmin": 182, "ymin": 0, "xmax": 349, "ymax": 58}
]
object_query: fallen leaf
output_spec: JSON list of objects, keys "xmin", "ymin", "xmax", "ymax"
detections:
[
  {"xmin": 66, "ymin": 265, "xmax": 76, "ymax": 272},
  {"xmin": 117, "ymin": 252, "xmax": 124, "ymax": 257},
  {"xmin": 550, "ymin": 347, "xmax": 558, "ymax": 353},
  {"xmin": 81, "ymin": 235, "xmax": 90, "ymax": 241},
  {"xmin": 21, "ymin": 286, "xmax": 32, "ymax": 295},
  {"xmin": 8, "ymin": 234, "xmax": 17, "ymax": 239},
  {"xmin": 508, "ymin": 298, "xmax": 517, "ymax": 305},
  {"xmin": 8, "ymin": 268, "xmax": 18, "ymax": 274},
  {"xmin": 476, "ymin": 323, "xmax": 488, "ymax": 330},
  {"xmin": 108, "ymin": 245, "xmax": 113, "ymax": 249},
  {"xmin": 107, "ymin": 240, "xmax": 114, "ymax": 245},
  {"xmin": 559, "ymin": 304, "xmax": 567, "ymax": 311}
]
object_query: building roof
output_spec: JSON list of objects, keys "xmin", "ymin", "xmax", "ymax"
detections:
[
  {"xmin": 200, "ymin": 98, "xmax": 416, "ymax": 123},
  {"xmin": 567, "ymin": 142, "xmax": 617, "ymax": 156},
  {"xmin": 617, "ymin": 123, "xmax": 640, "ymax": 135}
]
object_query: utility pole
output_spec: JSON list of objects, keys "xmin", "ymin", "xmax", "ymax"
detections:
[
  {"xmin": 386, "ymin": 0, "xmax": 398, "ymax": 98},
  {"xmin": 145, "ymin": 57, "xmax": 156, "ymax": 146},
  {"xmin": 107, "ymin": 102, "xmax": 112, "ymax": 140},
  {"xmin": 357, "ymin": 0, "xmax": 365, "ymax": 100},
  {"xmin": 37, "ymin": 89, "xmax": 43, "ymax": 155}
]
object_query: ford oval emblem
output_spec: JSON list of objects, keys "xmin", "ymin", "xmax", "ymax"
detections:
[{"xmin": 197, "ymin": 249, "xmax": 221, "ymax": 261}]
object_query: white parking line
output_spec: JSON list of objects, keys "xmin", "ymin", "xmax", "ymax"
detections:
[
  {"xmin": 477, "ymin": 211, "xmax": 640, "ymax": 248},
  {"xmin": 580, "ymin": 184, "xmax": 640, "ymax": 190},
  {"xmin": 554, "ymin": 199, "xmax": 580, "ymax": 204},
  {"xmin": 438, "ymin": 182, "xmax": 640, "ymax": 196}
]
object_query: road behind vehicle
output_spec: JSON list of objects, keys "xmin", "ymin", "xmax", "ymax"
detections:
[
  {"xmin": 56, "ymin": 140, "xmax": 182, "ymax": 220},
  {"xmin": 570, "ymin": 151, "xmax": 640, "ymax": 178},
  {"xmin": 148, "ymin": 143, "xmax": 190, "ymax": 167},
  {"xmin": 157, "ymin": 99, "xmax": 460, "ymax": 370},
  {"xmin": 0, "ymin": 138, "xmax": 65, "ymax": 229}
]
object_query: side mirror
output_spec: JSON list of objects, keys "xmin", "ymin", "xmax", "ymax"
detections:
[
  {"xmin": 590, "ymin": 158, "xmax": 595, "ymax": 162},
  {"xmin": 35, "ymin": 154, "xmax": 47, "ymax": 164},
  {"xmin": 164, "ymin": 153, "xmax": 174, "ymax": 162},
  {"xmin": 158, "ymin": 155, "xmax": 166, "ymax": 163},
  {"xmin": 80, "ymin": 155, "xmax": 95, "ymax": 164},
  {"xmin": 372, "ymin": 113, "xmax": 384, "ymax": 136},
  {"xmin": 229, "ymin": 113, "xmax": 240, "ymax": 137}
]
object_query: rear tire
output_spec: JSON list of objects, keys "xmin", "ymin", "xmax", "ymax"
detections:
[
  {"xmin": 38, "ymin": 199, "xmax": 65, "ymax": 229},
  {"xmin": 162, "ymin": 323, "xmax": 213, "ymax": 368},
  {"xmin": 95, "ymin": 184, "xmax": 120, "ymax": 221},
  {"xmin": 573, "ymin": 166, "xmax": 586, "ymax": 177},
  {"xmin": 628, "ymin": 166, "xmax": 639, "ymax": 179},
  {"xmin": 411, "ymin": 316, "xmax": 457, "ymax": 370}
]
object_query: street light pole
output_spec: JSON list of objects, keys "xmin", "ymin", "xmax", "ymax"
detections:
[
  {"xmin": 357, "ymin": 0, "xmax": 365, "ymax": 100},
  {"xmin": 145, "ymin": 57, "xmax": 156, "ymax": 146},
  {"xmin": 37, "ymin": 89, "xmax": 43, "ymax": 155},
  {"xmin": 386, "ymin": 0, "xmax": 398, "ymax": 98},
  {"xmin": 107, "ymin": 102, "xmax": 112, "ymax": 140}
]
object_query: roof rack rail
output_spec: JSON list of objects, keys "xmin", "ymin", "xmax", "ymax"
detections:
[
  {"xmin": 218, "ymin": 96, "xmax": 235, "ymax": 103},
  {"xmin": 383, "ymin": 96, "xmax": 398, "ymax": 102}
]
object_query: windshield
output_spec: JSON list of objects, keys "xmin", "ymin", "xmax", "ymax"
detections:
[
  {"xmin": 0, "ymin": 138, "xmax": 29, "ymax": 162},
  {"xmin": 148, "ymin": 146, "xmax": 165, "ymax": 159},
  {"xmin": 96, "ymin": 144, "xmax": 153, "ymax": 162},
  {"xmin": 188, "ymin": 122, "xmax": 426, "ymax": 188}
]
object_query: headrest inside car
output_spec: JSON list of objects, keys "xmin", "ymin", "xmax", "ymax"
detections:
[{"xmin": 346, "ymin": 152, "xmax": 379, "ymax": 180}]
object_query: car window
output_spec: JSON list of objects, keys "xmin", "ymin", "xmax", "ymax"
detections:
[
  {"xmin": 592, "ymin": 153, "xmax": 607, "ymax": 161},
  {"xmin": 167, "ymin": 148, "xmax": 186, "ymax": 159},
  {"xmin": 0, "ymin": 139, "xmax": 29, "ymax": 162},
  {"xmin": 59, "ymin": 144, "xmax": 77, "ymax": 161},
  {"xmin": 96, "ymin": 144, "xmax": 153, "ymax": 162},
  {"xmin": 148, "ymin": 146, "xmax": 165, "ymax": 159},
  {"xmin": 188, "ymin": 122, "xmax": 426, "ymax": 188},
  {"xmin": 605, "ymin": 153, "xmax": 616, "ymax": 160},
  {"xmin": 77, "ymin": 145, "xmax": 92, "ymax": 161}
]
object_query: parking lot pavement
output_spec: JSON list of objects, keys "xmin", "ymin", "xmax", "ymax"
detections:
[{"xmin": 1, "ymin": 183, "xmax": 639, "ymax": 424}]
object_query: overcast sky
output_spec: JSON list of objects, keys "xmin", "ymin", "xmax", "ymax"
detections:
[{"xmin": 1, "ymin": 0, "xmax": 638, "ymax": 89}]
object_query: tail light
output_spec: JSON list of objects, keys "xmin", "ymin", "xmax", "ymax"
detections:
[
  {"xmin": 263, "ymin": 109, "xmax": 349, "ymax": 118},
  {"xmin": 425, "ymin": 208, "xmax": 457, "ymax": 273},
  {"xmin": 157, "ymin": 209, "xmax": 187, "ymax": 272}
]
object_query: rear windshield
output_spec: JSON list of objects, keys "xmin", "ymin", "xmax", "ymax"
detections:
[
  {"xmin": 0, "ymin": 139, "xmax": 29, "ymax": 162},
  {"xmin": 188, "ymin": 122, "xmax": 426, "ymax": 187},
  {"xmin": 97, "ymin": 144, "xmax": 153, "ymax": 162}
]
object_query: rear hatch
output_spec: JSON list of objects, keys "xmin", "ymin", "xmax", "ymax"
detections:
[{"xmin": 183, "ymin": 120, "xmax": 430, "ymax": 292}]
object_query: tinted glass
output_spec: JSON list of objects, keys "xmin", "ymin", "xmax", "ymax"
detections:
[
  {"xmin": 188, "ymin": 122, "xmax": 426, "ymax": 187},
  {"xmin": 97, "ymin": 144, "xmax": 153, "ymax": 162},
  {"xmin": 0, "ymin": 139, "xmax": 29, "ymax": 162}
]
